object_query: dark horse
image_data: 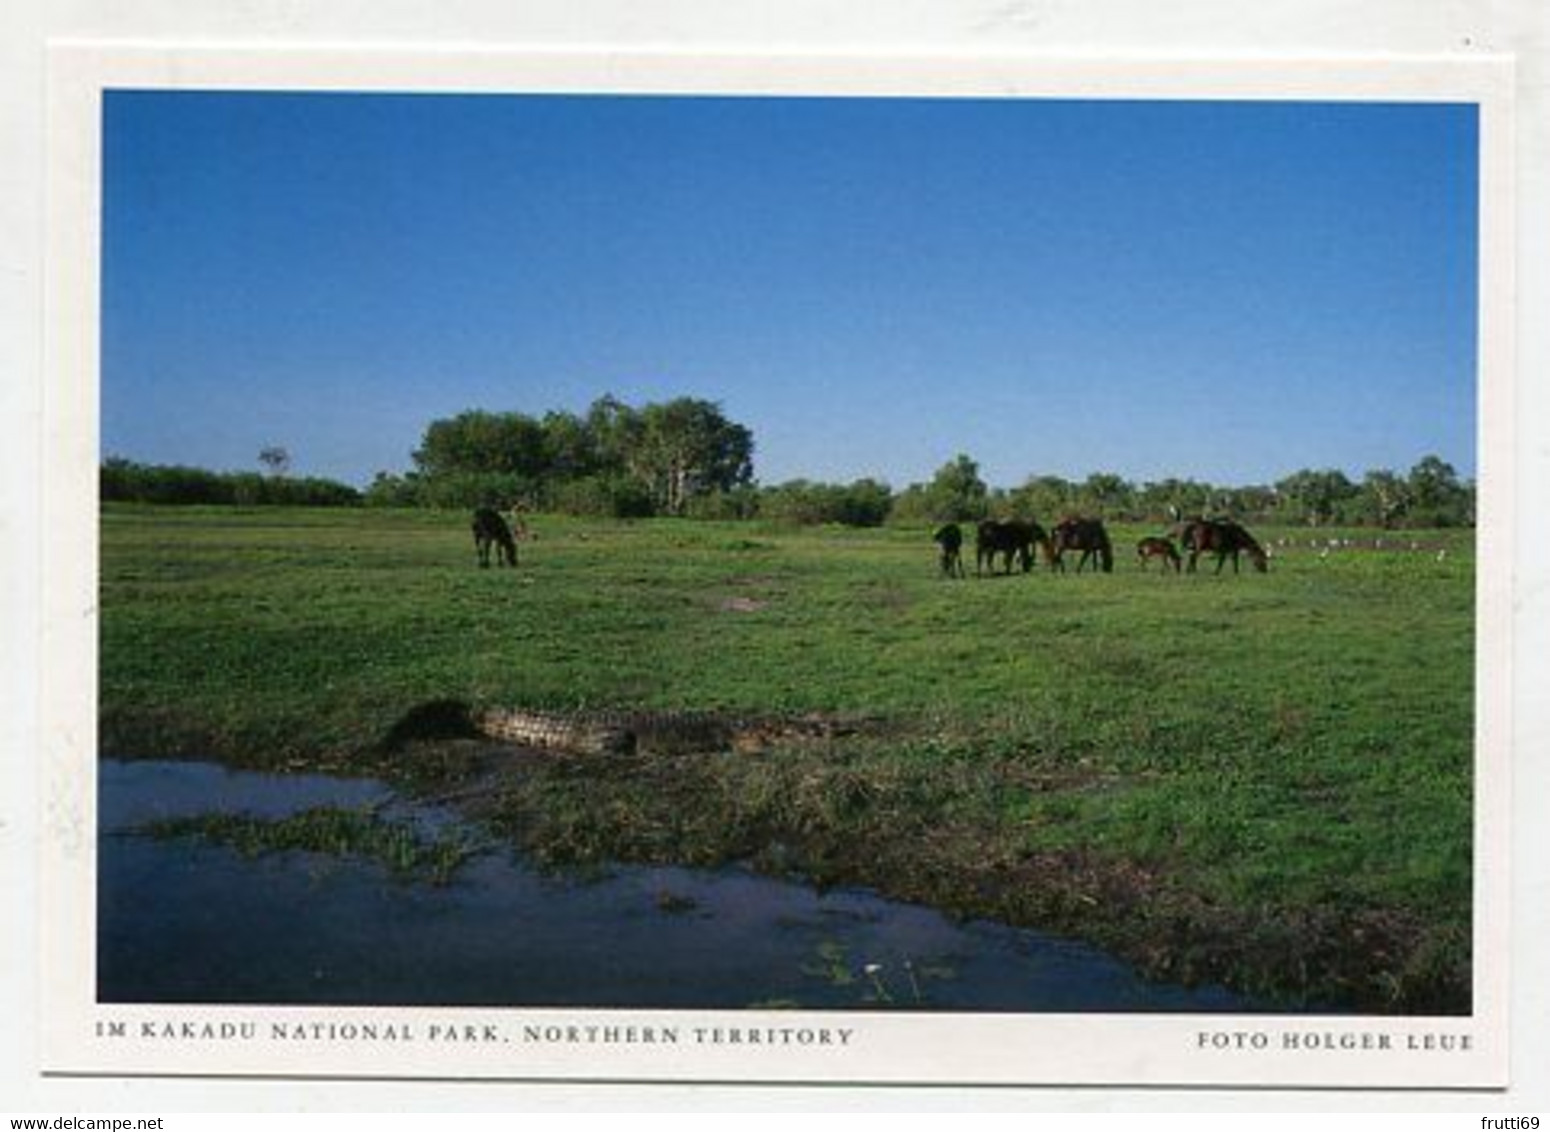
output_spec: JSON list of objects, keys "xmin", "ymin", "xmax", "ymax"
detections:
[
  {"xmin": 933, "ymin": 523, "xmax": 967, "ymax": 578},
  {"xmin": 1136, "ymin": 536, "xmax": 1182, "ymax": 573},
  {"xmin": 1050, "ymin": 516, "xmax": 1114, "ymax": 574},
  {"xmin": 1178, "ymin": 517, "xmax": 1268, "ymax": 574},
  {"xmin": 975, "ymin": 519, "xmax": 1052, "ymax": 575},
  {"xmin": 471, "ymin": 506, "xmax": 518, "ymax": 568}
]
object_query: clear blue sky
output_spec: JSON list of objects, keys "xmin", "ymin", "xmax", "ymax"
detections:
[{"xmin": 101, "ymin": 91, "xmax": 1478, "ymax": 490}]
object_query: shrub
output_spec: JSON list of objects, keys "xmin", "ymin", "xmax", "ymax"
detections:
[
  {"xmin": 549, "ymin": 475, "xmax": 656, "ymax": 519},
  {"xmin": 100, "ymin": 459, "xmax": 362, "ymax": 507}
]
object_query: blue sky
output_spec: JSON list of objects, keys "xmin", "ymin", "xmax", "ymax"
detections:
[{"xmin": 101, "ymin": 92, "xmax": 1478, "ymax": 490}]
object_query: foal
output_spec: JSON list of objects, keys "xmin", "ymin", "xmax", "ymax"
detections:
[{"xmin": 1136, "ymin": 536, "xmax": 1182, "ymax": 573}]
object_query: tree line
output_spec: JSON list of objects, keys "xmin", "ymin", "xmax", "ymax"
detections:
[
  {"xmin": 101, "ymin": 394, "xmax": 1475, "ymax": 529},
  {"xmin": 99, "ymin": 457, "xmax": 363, "ymax": 508},
  {"xmin": 886, "ymin": 453, "xmax": 1475, "ymax": 530}
]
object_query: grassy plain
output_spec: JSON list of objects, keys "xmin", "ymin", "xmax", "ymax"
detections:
[{"xmin": 99, "ymin": 504, "xmax": 1476, "ymax": 1011}]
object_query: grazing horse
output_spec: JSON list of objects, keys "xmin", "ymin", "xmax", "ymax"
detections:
[
  {"xmin": 1010, "ymin": 519, "xmax": 1055, "ymax": 571},
  {"xmin": 1136, "ymin": 536, "xmax": 1182, "ymax": 573},
  {"xmin": 933, "ymin": 523, "xmax": 966, "ymax": 578},
  {"xmin": 1179, "ymin": 517, "xmax": 1268, "ymax": 574},
  {"xmin": 1050, "ymin": 516, "xmax": 1114, "ymax": 574},
  {"xmin": 471, "ymin": 506, "xmax": 518, "ymax": 568},
  {"xmin": 975, "ymin": 519, "xmax": 1018, "ymax": 575},
  {"xmin": 975, "ymin": 518, "xmax": 1051, "ymax": 575}
]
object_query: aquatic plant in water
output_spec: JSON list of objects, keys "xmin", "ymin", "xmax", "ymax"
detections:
[
  {"xmin": 803, "ymin": 939, "xmax": 944, "ymax": 1006},
  {"xmin": 134, "ymin": 805, "xmax": 487, "ymax": 885}
]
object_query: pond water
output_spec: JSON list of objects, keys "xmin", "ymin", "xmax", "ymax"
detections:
[{"xmin": 98, "ymin": 759, "xmax": 1252, "ymax": 1012}]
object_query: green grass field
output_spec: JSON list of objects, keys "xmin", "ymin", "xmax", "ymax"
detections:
[{"xmin": 99, "ymin": 504, "xmax": 1476, "ymax": 1012}]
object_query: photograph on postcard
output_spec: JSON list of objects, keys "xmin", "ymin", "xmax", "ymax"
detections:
[{"xmin": 41, "ymin": 47, "xmax": 1514, "ymax": 1087}]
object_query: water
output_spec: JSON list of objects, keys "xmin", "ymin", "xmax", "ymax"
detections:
[{"xmin": 98, "ymin": 759, "xmax": 1250, "ymax": 1012}]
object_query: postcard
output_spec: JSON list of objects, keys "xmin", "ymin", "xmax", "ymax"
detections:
[{"xmin": 39, "ymin": 42, "xmax": 1515, "ymax": 1088}]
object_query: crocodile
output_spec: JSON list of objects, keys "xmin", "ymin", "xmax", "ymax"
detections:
[{"xmin": 474, "ymin": 706, "xmax": 874, "ymax": 757}]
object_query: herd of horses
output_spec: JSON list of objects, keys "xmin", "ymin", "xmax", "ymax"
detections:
[
  {"xmin": 933, "ymin": 516, "xmax": 1269, "ymax": 578},
  {"xmin": 473, "ymin": 502, "xmax": 1267, "ymax": 579}
]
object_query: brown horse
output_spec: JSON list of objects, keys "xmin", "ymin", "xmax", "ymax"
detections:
[
  {"xmin": 1051, "ymin": 516, "xmax": 1113, "ymax": 574},
  {"xmin": 1136, "ymin": 536, "xmax": 1182, "ymax": 573},
  {"xmin": 1179, "ymin": 517, "xmax": 1268, "ymax": 574},
  {"xmin": 471, "ymin": 506, "xmax": 518, "ymax": 568},
  {"xmin": 975, "ymin": 518, "xmax": 1053, "ymax": 575},
  {"xmin": 933, "ymin": 523, "xmax": 966, "ymax": 578}
]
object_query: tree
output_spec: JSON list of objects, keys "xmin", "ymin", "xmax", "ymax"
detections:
[
  {"xmin": 1359, "ymin": 469, "xmax": 1411, "ymax": 528},
  {"xmin": 759, "ymin": 478, "xmax": 893, "ymax": 526},
  {"xmin": 584, "ymin": 395, "xmax": 645, "ymax": 479},
  {"xmin": 540, "ymin": 410, "xmax": 600, "ymax": 481},
  {"xmin": 635, "ymin": 398, "xmax": 755, "ymax": 516},
  {"xmin": 258, "ymin": 446, "xmax": 291, "ymax": 478},
  {"xmin": 1008, "ymin": 474, "xmax": 1076, "ymax": 521},
  {"xmin": 1214, "ymin": 483, "xmax": 1278, "ymax": 522},
  {"xmin": 412, "ymin": 410, "xmax": 550, "ymax": 480},
  {"xmin": 1275, "ymin": 468, "xmax": 1357, "ymax": 526},
  {"xmin": 833, "ymin": 478, "xmax": 894, "ymax": 527},
  {"xmin": 1403, "ymin": 455, "xmax": 1472, "ymax": 527},
  {"xmin": 1078, "ymin": 472, "xmax": 1133, "ymax": 518},
  {"xmin": 917, "ymin": 455, "xmax": 989, "ymax": 522},
  {"xmin": 1407, "ymin": 455, "xmax": 1459, "ymax": 513},
  {"xmin": 1135, "ymin": 477, "xmax": 1214, "ymax": 522}
]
